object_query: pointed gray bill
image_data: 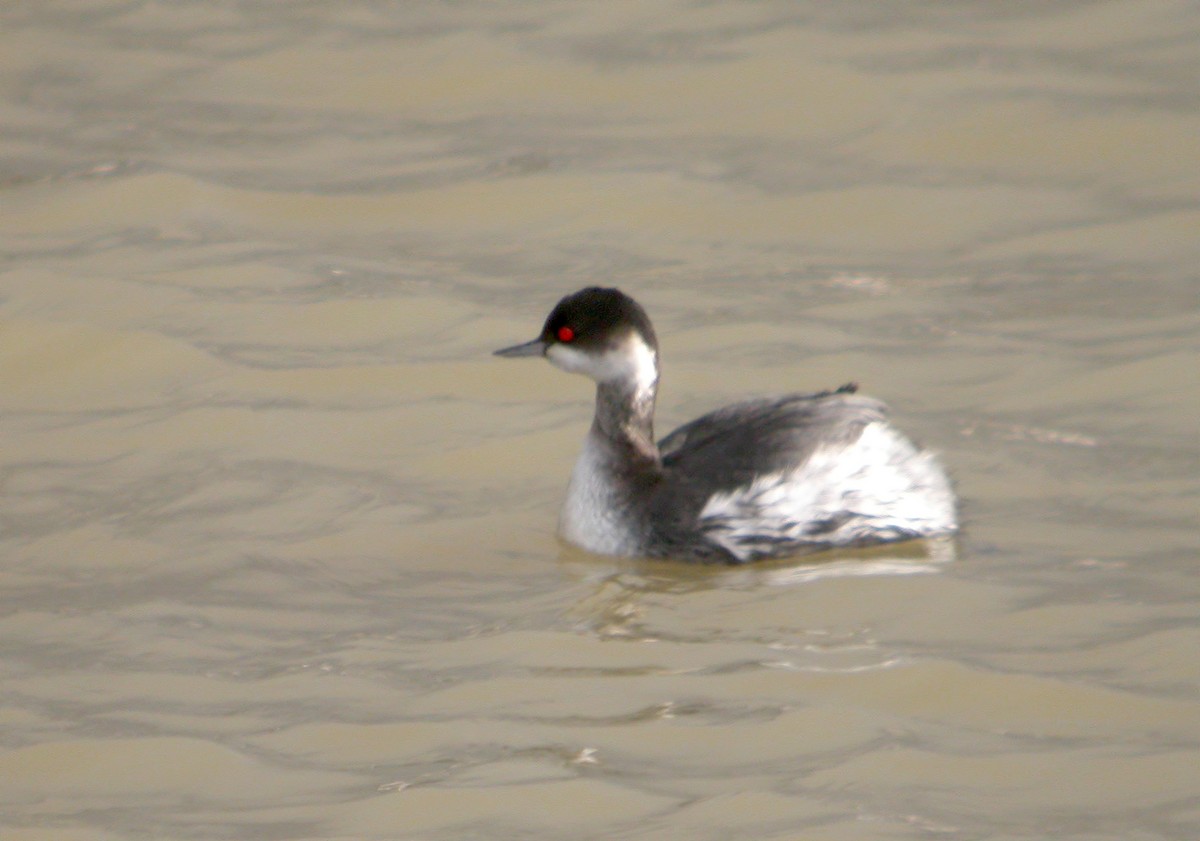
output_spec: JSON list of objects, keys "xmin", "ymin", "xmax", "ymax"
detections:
[{"xmin": 494, "ymin": 338, "xmax": 548, "ymax": 358}]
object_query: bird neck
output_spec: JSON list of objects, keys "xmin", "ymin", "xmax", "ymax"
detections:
[{"xmin": 592, "ymin": 374, "xmax": 660, "ymax": 467}]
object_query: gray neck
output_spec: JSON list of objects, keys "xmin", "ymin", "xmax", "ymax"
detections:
[{"xmin": 592, "ymin": 377, "xmax": 660, "ymax": 468}]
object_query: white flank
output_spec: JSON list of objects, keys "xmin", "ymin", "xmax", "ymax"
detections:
[{"xmin": 698, "ymin": 422, "xmax": 957, "ymax": 561}]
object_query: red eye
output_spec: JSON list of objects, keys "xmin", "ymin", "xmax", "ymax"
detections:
[{"xmin": 556, "ymin": 326, "xmax": 575, "ymax": 342}]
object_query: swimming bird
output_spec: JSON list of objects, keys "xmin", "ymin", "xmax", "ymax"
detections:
[{"xmin": 495, "ymin": 287, "xmax": 956, "ymax": 563}]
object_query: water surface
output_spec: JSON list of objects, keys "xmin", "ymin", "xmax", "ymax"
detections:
[{"xmin": 1, "ymin": 2, "xmax": 1198, "ymax": 839}]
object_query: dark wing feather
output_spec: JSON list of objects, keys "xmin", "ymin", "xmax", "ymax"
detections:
[
  {"xmin": 644, "ymin": 390, "xmax": 889, "ymax": 561},
  {"xmin": 657, "ymin": 391, "xmax": 886, "ymax": 483}
]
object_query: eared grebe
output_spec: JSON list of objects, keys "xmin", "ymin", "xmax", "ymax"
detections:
[{"xmin": 495, "ymin": 287, "xmax": 957, "ymax": 563}]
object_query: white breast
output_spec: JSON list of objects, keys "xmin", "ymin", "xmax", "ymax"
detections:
[{"xmin": 558, "ymin": 434, "xmax": 641, "ymax": 556}]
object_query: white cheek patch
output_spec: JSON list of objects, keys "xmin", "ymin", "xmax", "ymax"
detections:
[
  {"xmin": 547, "ymin": 335, "xmax": 658, "ymax": 394},
  {"xmin": 546, "ymin": 343, "xmax": 593, "ymax": 376}
]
